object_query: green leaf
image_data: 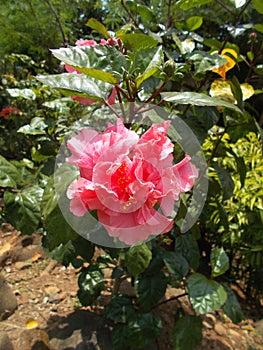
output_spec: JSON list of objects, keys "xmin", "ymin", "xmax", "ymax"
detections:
[
  {"xmin": 43, "ymin": 204, "xmax": 78, "ymax": 250},
  {"xmin": 86, "ymin": 18, "xmax": 111, "ymax": 39},
  {"xmin": 213, "ymin": 162, "xmax": 235, "ymax": 200},
  {"xmin": 230, "ymin": 76, "xmax": 243, "ymax": 110},
  {"xmin": 77, "ymin": 265, "xmax": 105, "ymax": 306},
  {"xmin": 186, "ymin": 16, "xmax": 203, "ymax": 31},
  {"xmin": 112, "ymin": 312, "xmax": 162, "ymax": 350},
  {"xmin": 7, "ymin": 88, "xmax": 36, "ymax": 100},
  {"xmin": 18, "ymin": 117, "xmax": 48, "ymax": 135},
  {"xmin": 222, "ymin": 284, "xmax": 243, "ymax": 323},
  {"xmin": 187, "ymin": 273, "xmax": 227, "ymax": 315},
  {"xmin": 48, "ymin": 241, "xmax": 76, "ymax": 267},
  {"xmin": 135, "ymin": 271, "xmax": 167, "ymax": 310},
  {"xmin": 50, "ymin": 45, "xmax": 126, "ymax": 83},
  {"xmin": 162, "ymin": 250, "xmax": 189, "ymax": 281},
  {"xmin": 173, "ymin": 315, "xmax": 203, "ymax": 350},
  {"xmin": 36, "ymin": 73, "xmax": 104, "ymax": 101},
  {"xmin": 175, "ymin": 234, "xmax": 200, "ymax": 270},
  {"xmin": 253, "ymin": 0, "xmax": 263, "ymax": 14},
  {"xmin": 125, "ymin": 243, "xmax": 152, "ymax": 276},
  {"xmin": 161, "ymin": 92, "xmax": 242, "ymax": 112},
  {"xmin": 4, "ymin": 186, "xmax": 43, "ymax": 234},
  {"xmin": 136, "ymin": 46, "xmax": 163, "ymax": 88},
  {"xmin": 105, "ymin": 295, "xmax": 136, "ymax": 323},
  {"xmin": 234, "ymin": 0, "xmax": 246, "ymax": 8},
  {"xmin": 178, "ymin": 0, "xmax": 212, "ymax": 10},
  {"xmin": 0, "ymin": 155, "xmax": 19, "ymax": 188},
  {"xmin": 188, "ymin": 51, "xmax": 227, "ymax": 74},
  {"xmin": 236, "ymin": 156, "xmax": 246, "ymax": 188},
  {"xmin": 254, "ymin": 24, "xmax": 263, "ymax": 33},
  {"xmin": 117, "ymin": 33, "xmax": 158, "ymax": 51},
  {"xmin": 210, "ymin": 247, "xmax": 230, "ymax": 278}
]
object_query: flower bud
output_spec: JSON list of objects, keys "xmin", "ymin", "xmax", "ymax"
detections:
[{"xmin": 163, "ymin": 59, "xmax": 176, "ymax": 78}]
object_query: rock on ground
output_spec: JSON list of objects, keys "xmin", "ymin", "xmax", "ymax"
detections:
[{"xmin": 0, "ymin": 274, "xmax": 17, "ymax": 321}]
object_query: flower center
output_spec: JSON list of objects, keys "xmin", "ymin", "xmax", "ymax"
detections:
[{"xmin": 111, "ymin": 161, "xmax": 133, "ymax": 201}]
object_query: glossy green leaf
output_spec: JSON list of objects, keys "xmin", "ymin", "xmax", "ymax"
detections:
[
  {"xmin": 117, "ymin": 33, "xmax": 158, "ymax": 51},
  {"xmin": 50, "ymin": 45, "xmax": 126, "ymax": 83},
  {"xmin": 86, "ymin": 18, "xmax": 111, "ymax": 39},
  {"xmin": 37, "ymin": 73, "xmax": 104, "ymax": 101},
  {"xmin": 136, "ymin": 46, "xmax": 163, "ymax": 88},
  {"xmin": 254, "ymin": 24, "xmax": 263, "ymax": 33},
  {"xmin": 187, "ymin": 273, "xmax": 227, "ymax": 315},
  {"xmin": 18, "ymin": 117, "xmax": 48, "ymax": 135},
  {"xmin": 4, "ymin": 186, "xmax": 43, "ymax": 234},
  {"xmin": 188, "ymin": 52, "xmax": 227, "ymax": 74},
  {"xmin": 253, "ymin": 0, "xmax": 263, "ymax": 14},
  {"xmin": 161, "ymin": 92, "xmax": 242, "ymax": 112},
  {"xmin": 211, "ymin": 247, "xmax": 230, "ymax": 277},
  {"xmin": 186, "ymin": 16, "xmax": 203, "ymax": 31},
  {"xmin": 175, "ymin": 234, "xmax": 200, "ymax": 270},
  {"xmin": 43, "ymin": 204, "xmax": 78, "ymax": 250},
  {"xmin": 125, "ymin": 243, "xmax": 152, "ymax": 276},
  {"xmin": 105, "ymin": 295, "xmax": 135, "ymax": 323},
  {"xmin": 173, "ymin": 315, "xmax": 202, "ymax": 350},
  {"xmin": 135, "ymin": 271, "xmax": 167, "ymax": 310},
  {"xmin": 230, "ymin": 76, "xmax": 243, "ymax": 110},
  {"xmin": 178, "ymin": 0, "xmax": 212, "ymax": 10},
  {"xmin": 48, "ymin": 241, "xmax": 76, "ymax": 267},
  {"xmin": 0, "ymin": 155, "xmax": 19, "ymax": 188},
  {"xmin": 222, "ymin": 284, "xmax": 243, "ymax": 323},
  {"xmin": 7, "ymin": 88, "xmax": 36, "ymax": 100},
  {"xmin": 234, "ymin": 0, "xmax": 246, "ymax": 8},
  {"xmin": 77, "ymin": 265, "xmax": 105, "ymax": 306},
  {"xmin": 112, "ymin": 312, "xmax": 162, "ymax": 350},
  {"xmin": 162, "ymin": 250, "xmax": 189, "ymax": 280}
]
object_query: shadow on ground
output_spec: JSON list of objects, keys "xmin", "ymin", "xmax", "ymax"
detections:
[{"xmin": 46, "ymin": 309, "xmax": 113, "ymax": 350}]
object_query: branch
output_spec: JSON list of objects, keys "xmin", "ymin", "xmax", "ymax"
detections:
[{"xmin": 43, "ymin": 0, "xmax": 67, "ymax": 46}]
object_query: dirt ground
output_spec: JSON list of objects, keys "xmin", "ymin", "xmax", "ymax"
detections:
[{"xmin": 0, "ymin": 223, "xmax": 262, "ymax": 350}]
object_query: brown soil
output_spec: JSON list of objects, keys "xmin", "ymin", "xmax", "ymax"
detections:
[{"xmin": 0, "ymin": 223, "xmax": 262, "ymax": 350}]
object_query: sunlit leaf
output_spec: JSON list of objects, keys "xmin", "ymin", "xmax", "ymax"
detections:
[
  {"xmin": 117, "ymin": 33, "xmax": 158, "ymax": 51},
  {"xmin": 187, "ymin": 273, "xmax": 227, "ymax": 315},
  {"xmin": 136, "ymin": 46, "xmax": 163, "ymax": 87},
  {"xmin": 86, "ymin": 18, "xmax": 111, "ymax": 39},
  {"xmin": 37, "ymin": 74, "xmax": 104, "ymax": 101},
  {"xmin": 7, "ymin": 88, "xmax": 36, "ymax": 100},
  {"xmin": 186, "ymin": 16, "xmax": 203, "ymax": 31},
  {"xmin": 0, "ymin": 155, "xmax": 19, "ymax": 188},
  {"xmin": 253, "ymin": 0, "xmax": 263, "ymax": 14},
  {"xmin": 211, "ymin": 247, "xmax": 230, "ymax": 277},
  {"xmin": 162, "ymin": 91, "xmax": 242, "ymax": 112},
  {"xmin": 125, "ymin": 243, "xmax": 152, "ymax": 276}
]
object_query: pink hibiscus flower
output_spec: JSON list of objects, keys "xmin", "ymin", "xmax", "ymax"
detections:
[
  {"xmin": 65, "ymin": 38, "xmax": 120, "ymax": 105},
  {"xmin": 66, "ymin": 119, "xmax": 198, "ymax": 245}
]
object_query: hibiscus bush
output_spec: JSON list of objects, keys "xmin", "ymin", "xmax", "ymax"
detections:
[{"xmin": 0, "ymin": 0, "xmax": 263, "ymax": 349}]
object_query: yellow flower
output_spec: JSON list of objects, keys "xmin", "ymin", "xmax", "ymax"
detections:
[{"xmin": 212, "ymin": 49, "xmax": 238, "ymax": 80}]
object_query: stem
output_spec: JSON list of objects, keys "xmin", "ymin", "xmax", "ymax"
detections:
[
  {"xmin": 154, "ymin": 292, "xmax": 188, "ymax": 308},
  {"xmin": 166, "ymin": 0, "xmax": 173, "ymax": 29},
  {"xmin": 115, "ymin": 85, "xmax": 127, "ymax": 122},
  {"xmin": 136, "ymin": 80, "xmax": 168, "ymax": 114},
  {"xmin": 43, "ymin": 0, "xmax": 67, "ymax": 46}
]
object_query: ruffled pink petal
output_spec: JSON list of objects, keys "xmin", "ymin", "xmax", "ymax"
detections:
[{"xmin": 173, "ymin": 155, "xmax": 198, "ymax": 192}]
